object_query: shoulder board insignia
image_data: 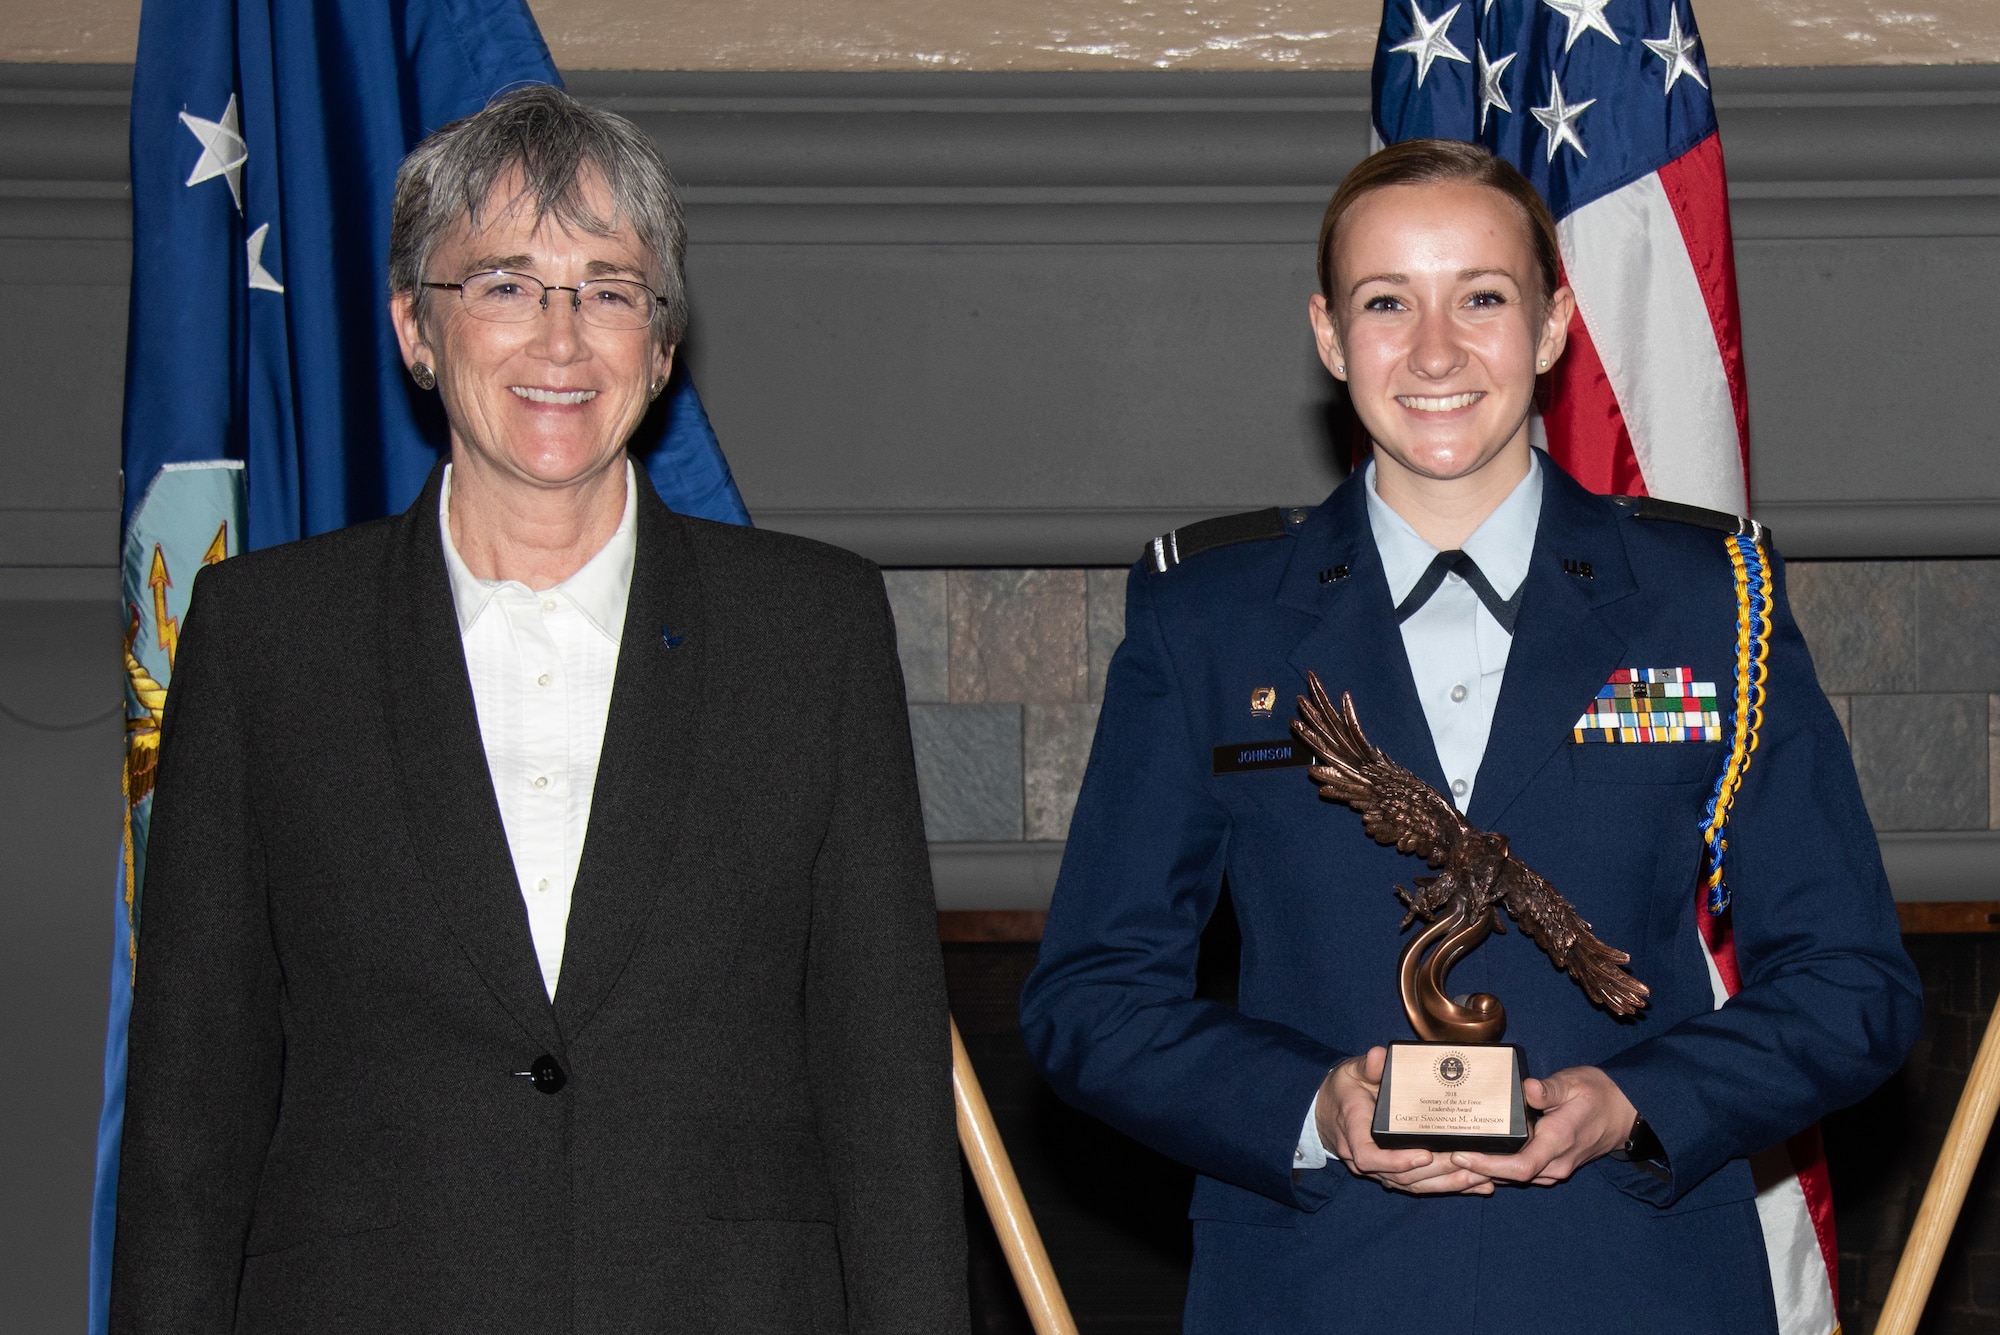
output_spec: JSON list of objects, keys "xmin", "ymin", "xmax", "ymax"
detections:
[
  {"xmin": 1609, "ymin": 495, "xmax": 1772, "ymax": 548},
  {"xmin": 1144, "ymin": 507, "xmax": 1303, "ymax": 575}
]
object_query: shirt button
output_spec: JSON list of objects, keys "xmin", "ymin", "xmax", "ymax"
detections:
[
  {"xmin": 1450, "ymin": 684, "xmax": 1468, "ymax": 703},
  {"xmin": 541, "ymin": 598, "xmax": 557, "ymax": 612},
  {"xmin": 1446, "ymin": 571, "xmax": 1463, "ymax": 584},
  {"xmin": 536, "ymin": 672, "xmax": 552, "ymax": 687},
  {"xmin": 535, "ymin": 877, "xmax": 549, "ymax": 893},
  {"xmin": 532, "ymin": 776, "xmax": 549, "ymax": 790},
  {"xmin": 1451, "ymin": 778, "xmax": 1468, "ymax": 797}
]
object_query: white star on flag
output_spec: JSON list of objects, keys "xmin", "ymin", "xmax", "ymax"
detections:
[
  {"xmin": 1643, "ymin": 7, "xmax": 1707, "ymax": 93},
  {"xmin": 179, "ymin": 94, "xmax": 247, "ymax": 212},
  {"xmin": 246, "ymin": 222, "xmax": 285, "ymax": 293},
  {"xmin": 1390, "ymin": 2, "xmax": 1470, "ymax": 89},
  {"xmin": 1476, "ymin": 43, "xmax": 1515, "ymax": 133},
  {"xmin": 1530, "ymin": 73, "xmax": 1595, "ymax": 160},
  {"xmin": 1541, "ymin": 0, "xmax": 1620, "ymax": 53}
]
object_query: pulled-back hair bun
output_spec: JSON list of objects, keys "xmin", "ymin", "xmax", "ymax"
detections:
[{"xmin": 1317, "ymin": 139, "xmax": 1561, "ymax": 308}]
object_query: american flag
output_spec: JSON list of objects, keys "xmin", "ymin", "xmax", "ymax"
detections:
[
  {"xmin": 1373, "ymin": 0, "xmax": 1748, "ymax": 514},
  {"xmin": 1372, "ymin": 6, "xmax": 1836, "ymax": 1335}
]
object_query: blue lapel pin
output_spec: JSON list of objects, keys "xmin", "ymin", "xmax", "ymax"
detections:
[{"xmin": 661, "ymin": 627, "xmax": 685, "ymax": 649}]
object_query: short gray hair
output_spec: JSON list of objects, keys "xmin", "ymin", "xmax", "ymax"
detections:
[{"xmin": 388, "ymin": 84, "xmax": 688, "ymax": 345}]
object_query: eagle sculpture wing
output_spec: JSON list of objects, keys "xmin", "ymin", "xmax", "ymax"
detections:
[
  {"xmin": 1290, "ymin": 672, "xmax": 1471, "ymax": 870},
  {"xmin": 1493, "ymin": 859, "xmax": 1651, "ymax": 1017}
]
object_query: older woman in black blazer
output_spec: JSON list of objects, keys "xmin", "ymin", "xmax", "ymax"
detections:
[{"xmin": 110, "ymin": 84, "xmax": 967, "ymax": 1335}]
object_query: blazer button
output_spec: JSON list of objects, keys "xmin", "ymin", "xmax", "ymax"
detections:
[{"xmin": 511, "ymin": 1054, "xmax": 567, "ymax": 1094}]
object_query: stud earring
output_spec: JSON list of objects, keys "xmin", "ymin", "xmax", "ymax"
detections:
[
  {"xmin": 410, "ymin": 362, "xmax": 435, "ymax": 390},
  {"xmin": 648, "ymin": 377, "xmax": 667, "ymax": 401},
  {"xmin": 1538, "ymin": 357, "xmax": 1549, "ymax": 369},
  {"xmin": 1334, "ymin": 364, "xmax": 1345, "ymax": 375}
]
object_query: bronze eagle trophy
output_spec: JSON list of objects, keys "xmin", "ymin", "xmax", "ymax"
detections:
[{"xmin": 1290, "ymin": 671, "xmax": 1650, "ymax": 1044}]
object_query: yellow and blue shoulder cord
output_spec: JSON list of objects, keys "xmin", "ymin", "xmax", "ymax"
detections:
[{"xmin": 1700, "ymin": 533, "xmax": 1774, "ymax": 915}]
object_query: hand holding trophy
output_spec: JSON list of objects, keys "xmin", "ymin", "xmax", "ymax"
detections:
[{"xmin": 1292, "ymin": 672, "xmax": 1650, "ymax": 1154}]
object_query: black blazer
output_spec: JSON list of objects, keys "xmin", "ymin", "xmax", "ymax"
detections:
[{"xmin": 110, "ymin": 464, "xmax": 969, "ymax": 1334}]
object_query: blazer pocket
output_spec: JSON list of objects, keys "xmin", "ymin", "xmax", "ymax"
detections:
[
  {"xmin": 695, "ymin": 1125, "xmax": 839, "ymax": 1223},
  {"xmin": 1187, "ymin": 1174, "xmax": 1301, "ymax": 1230},
  {"xmin": 1569, "ymin": 741, "xmax": 1722, "ymax": 786},
  {"xmin": 243, "ymin": 1120, "xmax": 405, "ymax": 1257}
]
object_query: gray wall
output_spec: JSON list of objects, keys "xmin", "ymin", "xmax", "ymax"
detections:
[
  {"xmin": 2, "ymin": 62, "xmax": 1999, "ymax": 1330},
  {"xmin": 3, "ymin": 63, "xmax": 1998, "ymax": 583}
]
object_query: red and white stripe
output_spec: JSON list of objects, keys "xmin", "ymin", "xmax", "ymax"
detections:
[
  {"xmin": 1540, "ymin": 133, "xmax": 1751, "ymax": 513},
  {"xmin": 1544, "ymin": 133, "xmax": 1834, "ymax": 1334},
  {"xmin": 1698, "ymin": 908, "xmax": 1842, "ymax": 1335}
]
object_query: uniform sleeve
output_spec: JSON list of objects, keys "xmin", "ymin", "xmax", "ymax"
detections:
[
  {"xmin": 1596, "ymin": 547, "xmax": 1923, "ymax": 1206},
  {"xmin": 109, "ymin": 567, "xmax": 284, "ymax": 1332},
  {"xmin": 803, "ymin": 565, "xmax": 970, "ymax": 1335},
  {"xmin": 1019, "ymin": 566, "xmax": 1348, "ymax": 1208}
]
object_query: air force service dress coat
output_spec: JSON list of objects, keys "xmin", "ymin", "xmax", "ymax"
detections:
[
  {"xmin": 1020, "ymin": 459, "xmax": 1921, "ymax": 1333},
  {"xmin": 110, "ymin": 464, "xmax": 969, "ymax": 1335}
]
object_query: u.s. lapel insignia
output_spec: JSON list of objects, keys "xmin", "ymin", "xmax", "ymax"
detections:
[
  {"xmin": 661, "ymin": 626, "xmax": 686, "ymax": 649},
  {"xmin": 1573, "ymin": 667, "xmax": 1721, "ymax": 742},
  {"xmin": 1250, "ymin": 686, "xmax": 1277, "ymax": 717}
]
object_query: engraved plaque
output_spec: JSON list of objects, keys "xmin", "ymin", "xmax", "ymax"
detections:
[{"xmin": 1371, "ymin": 1041, "xmax": 1528, "ymax": 1154}]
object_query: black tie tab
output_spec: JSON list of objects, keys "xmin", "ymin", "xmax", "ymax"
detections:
[{"xmin": 1394, "ymin": 550, "xmax": 1524, "ymax": 635}]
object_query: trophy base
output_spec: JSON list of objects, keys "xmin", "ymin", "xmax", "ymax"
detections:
[{"xmin": 1371, "ymin": 1041, "xmax": 1528, "ymax": 1154}]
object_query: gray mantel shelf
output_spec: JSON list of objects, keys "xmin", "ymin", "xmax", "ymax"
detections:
[
  {"xmin": 930, "ymin": 830, "xmax": 2000, "ymax": 911},
  {"xmin": 2, "ymin": 64, "xmax": 1998, "ymax": 581}
]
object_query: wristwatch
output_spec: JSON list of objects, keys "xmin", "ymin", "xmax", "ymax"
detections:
[{"xmin": 1612, "ymin": 1113, "xmax": 1667, "ymax": 1166}]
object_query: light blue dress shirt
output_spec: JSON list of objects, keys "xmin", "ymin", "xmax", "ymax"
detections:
[{"xmin": 1295, "ymin": 451, "xmax": 1546, "ymax": 1169}]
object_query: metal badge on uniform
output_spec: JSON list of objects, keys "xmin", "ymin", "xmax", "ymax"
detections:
[
  {"xmin": 1250, "ymin": 687, "xmax": 1277, "ymax": 717},
  {"xmin": 1573, "ymin": 667, "xmax": 1720, "ymax": 743}
]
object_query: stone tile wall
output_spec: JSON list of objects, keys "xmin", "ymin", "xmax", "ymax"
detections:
[
  {"xmin": 1789, "ymin": 561, "xmax": 2000, "ymax": 832},
  {"xmin": 890, "ymin": 559, "xmax": 2000, "ymax": 844},
  {"xmin": 886, "ymin": 570, "xmax": 1124, "ymax": 842}
]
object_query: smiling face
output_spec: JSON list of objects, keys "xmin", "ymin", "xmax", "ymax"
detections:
[
  {"xmin": 391, "ymin": 166, "xmax": 671, "ymax": 498},
  {"xmin": 1310, "ymin": 180, "xmax": 1573, "ymax": 493}
]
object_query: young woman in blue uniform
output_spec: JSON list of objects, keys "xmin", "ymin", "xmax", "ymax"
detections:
[{"xmin": 1020, "ymin": 140, "xmax": 1919, "ymax": 1332}]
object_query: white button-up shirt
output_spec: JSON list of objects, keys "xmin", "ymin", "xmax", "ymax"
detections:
[
  {"xmin": 1296, "ymin": 451, "xmax": 1546, "ymax": 1169},
  {"xmin": 1364, "ymin": 452, "xmax": 1543, "ymax": 815},
  {"xmin": 440, "ymin": 461, "xmax": 635, "ymax": 1001}
]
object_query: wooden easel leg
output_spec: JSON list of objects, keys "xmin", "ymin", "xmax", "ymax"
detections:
[
  {"xmin": 1875, "ymin": 990, "xmax": 2000, "ymax": 1335},
  {"xmin": 951, "ymin": 1014, "xmax": 1081, "ymax": 1335}
]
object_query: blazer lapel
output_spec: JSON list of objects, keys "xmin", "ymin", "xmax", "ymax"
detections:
[
  {"xmin": 1468, "ymin": 463, "xmax": 1637, "ymax": 830},
  {"xmin": 552, "ymin": 477, "xmax": 708, "ymax": 1041},
  {"xmin": 1280, "ymin": 474, "xmax": 1451, "ymax": 795},
  {"xmin": 381, "ymin": 463, "xmax": 561, "ymax": 1052}
]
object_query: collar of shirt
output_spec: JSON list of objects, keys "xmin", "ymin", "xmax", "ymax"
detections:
[
  {"xmin": 438, "ymin": 459, "xmax": 637, "ymax": 643},
  {"xmin": 1363, "ymin": 449, "xmax": 1544, "ymax": 612}
]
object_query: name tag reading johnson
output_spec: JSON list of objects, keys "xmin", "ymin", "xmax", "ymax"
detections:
[{"xmin": 1291, "ymin": 674, "xmax": 1651, "ymax": 1155}]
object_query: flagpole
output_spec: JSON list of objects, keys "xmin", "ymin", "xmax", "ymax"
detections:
[
  {"xmin": 951, "ymin": 1015, "xmax": 1080, "ymax": 1335},
  {"xmin": 1874, "ymin": 989, "xmax": 2000, "ymax": 1335}
]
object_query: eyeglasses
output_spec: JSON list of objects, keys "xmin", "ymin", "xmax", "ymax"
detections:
[{"xmin": 421, "ymin": 270, "xmax": 659, "ymax": 330}]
